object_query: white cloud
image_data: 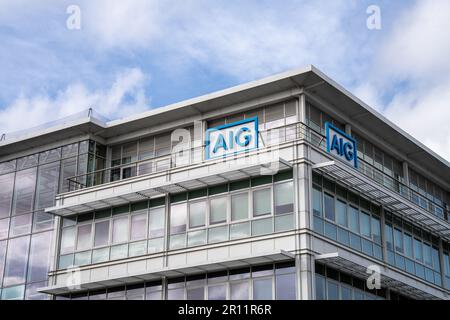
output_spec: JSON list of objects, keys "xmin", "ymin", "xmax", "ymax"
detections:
[
  {"xmin": 354, "ymin": 0, "xmax": 450, "ymax": 161},
  {"xmin": 0, "ymin": 68, "xmax": 150, "ymax": 135}
]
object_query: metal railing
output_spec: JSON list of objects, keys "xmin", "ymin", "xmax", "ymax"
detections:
[{"xmin": 65, "ymin": 121, "xmax": 448, "ymax": 222}]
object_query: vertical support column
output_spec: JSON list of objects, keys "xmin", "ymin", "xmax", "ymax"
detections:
[
  {"xmin": 299, "ymin": 93, "xmax": 306, "ymax": 123},
  {"xmin": 438, "ymin": 238, "xmax": 446, "ymax": 289},
  {"xmin": 295, "ymin": 157, "xmax": 315, "ymax": 300},
  {"xmin": 380, "ymin": 206, "xmax": 388, "ymax": 264}
]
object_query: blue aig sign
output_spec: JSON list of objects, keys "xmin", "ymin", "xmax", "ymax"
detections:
[
  {"xmin": 205, "ymin": 117, "xmax": 259, "ymax": 160},
  {"xmin": 325, "ymin": 122, "xmax": 358, "ymax": 168}
]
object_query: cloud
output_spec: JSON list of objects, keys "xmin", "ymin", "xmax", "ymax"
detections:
[
  {"xmin": 0, "ymin": 68, "xmax": 150, "ymax": 135},
  {"xmin": 354, "ymin": 0, "xmax": 450, "ymax": 161}
]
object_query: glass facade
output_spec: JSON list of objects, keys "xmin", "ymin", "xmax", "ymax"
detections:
[
  {"xmin": 315, "ymin": 263, "xmax": 410, "ymax": 300},
  {"xmin": 55, "ymin": 262, "xmax": 296, "ymax": 300},
  {"xmin": 0, "ymin": 140, "xmax": 103, "ymax": 299},
  {"xmin": 57, "ymin": 171, "xmax": 295, "ymax": 268}
]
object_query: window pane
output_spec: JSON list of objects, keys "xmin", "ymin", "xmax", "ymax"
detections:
[
  {"xmin": 348, "ymin": 206, "xmax": 359, "ymax": 233},
  {"xmin": 170, "ymin": 203, "xmax": 187, "ymax": 234},
  {"xmin": 274, "ymin": 182, "xmax": 294, "ymax": 215},
  {"xmin": 188, "ymin": 230, "xmax": 207, "ymax": 246},
  {"xmin": 170, "ymin": 233, "xmax": 186, "ymax": 250},
  {"xmin": 360, "ymin": 212, "xmax": 371, "ymax": 238},
  {"xmin": 324, "ymin": 194, "xmax": 335, "ymax": 221},
  {"xmin": 230, "ymin": 221, "xmax": 250, "ymax": 239},
  {"xmin": 13, "ymin": 168, "xmax": 37, "ymax": 215},
  {"xmin": 189, "ymin": 201, "xmax": 206, "ymax": 228},
  {"xmin": 253, "ymin": 278, "xmax": 272, "ymax": 300},
  {"xmin": 187, "ymin": 287, "xmax": 204, "ymax": 300},
  {"xmin": 371, "ymin": 216, "xmax": 381, "ymax": 244},
  {"xmin": 149, "ymin": 207, "xmax": 165, "ymax": 238},
  {"xmin": 208, "ymin": 284, "xmax": 227, "ymax": 300},
  {"xmin": 385, "ymin": 224, "xmax": 393, "ymax": 251},
  {"xmin": 276, "ymin": 273, "xmax": 296, "ymax": 300},
  {"xmin": 0, "ymin": 173, "xmax": 14, "ymax": 218},
  {"xmin": 131, "ymin": 213, "xmax": 147, "ymax": 240},
  {"xmin": 94, "ymin": 220, "xmax": 110, "ymax": 247},
  {"xmin": 252, "ymin": 217, "xmax": 273, "ymax": 236},
  {"xmin": 92, "ymin": 247, "xmax": 109, "ymax": 263},
  {"xmin": 77, "ymin": 224, "xmax": 92, "ymax": 250},
  {"xmin": 414, "ymin": 238, "xmax": 423, "ymax": 261},
  {"xmin": 129, "ymin": 240, "xmax": 147, "ymax": 257},
  {"xmin": 35, "ymin": 162, "xmax": 60, "ymax": 209},
  {"xmin": 28, "ymin": 231, "xmax": 53, "ymax": 282},
  {"xmin": 208, "ymin": 225, "xmax": 228, "ymax": 243},
  {"xmin": 110, "ymin": 244, "xmax": 128, "ymax": 260},
  {"xmin": 112, "ymin": 217, "xmax": 129, "ymax": 244},
  {"xmin": 253, "ymin": 189, "xmax": 271, "ymax": 217},
  {"xmin": 0, "ymin": 240, "xmax": 7, "ymax": 282},
  {"xmin": 231, "ymin": 193, "xmax": 248, "ymax": 221},
  {"xmin": 394, "ymin": 228, "xmax": 403, "ymax": 253},
  {"xmin": 148, "ymin": 238, "xmax": 164, "ymax": 253},
  {"xmin": 404, "ymin": 234, "xmax": 413, "ymax": 258},
  {"xmin": 424, "ymin": 243, "xmax": 432, "ymax": 266},
  {"xmin": 61, "ymin": 227, "xmax": 76, "ymax": 254},
  {"xmin": 336, "ymin": 200, "xmax": 347, "ymax": 227},
  {"xmin": 11, "ymin": 213, "xmax": 32, "ymax": 236},
  {"xmin": 33, "ymin": 211, "xmax": 54, "ymax": 232},
  {"xmin": 315, "ymin": 274, "xmax": 326, "ymax": 300},
  {"xmin": 210, "ymin": 197, "xmax": 227, "ymax": 224},
  {"xmin": 312, "ymin": 187, "xmax": 322, "ymax": 217},
  {"xmin": 327, "ymin": 280, "xmax": 339, "ymax": 300},
  {"xmin": 230, "ymin": 281, "xmax": 249, "ymax": 300},
  {"xmin": 139, "ymin": 137, "xmax": 155, "ymax": 160},
  {"xmin": 4, "ymin": 235, "xmax": 30, "ymax": 286}
]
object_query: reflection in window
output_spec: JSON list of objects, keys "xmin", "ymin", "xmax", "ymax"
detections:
[
  {"xmin": 4, "ymin": 235, "xmax": 30, "ymax": 286},
  {"xmin": 112, "ymin": 217, "xmax": 129, "ymax": 244},
  {"xmin": 189, "ymin": 201, "xmax": 206, "ymax": 228},
  {"xmin": 13, "ymin": 168, "xmax": 37, "ymax": 215},
  {"xmin": 253, "ymin": 189, "xmax": 271, "ymax": 217},
  {"xmin": 210, "ymin": 197, "xmax": 227, "ymax": 224},
  {"xmin": 27, "ymin": 231, "xmax": 53, "ymax": 283},
  {"xmin": 231, "ymin": 193, "xmax": 248, "ymax": 221},
  {"xmin": 94, "ymin": 220, "xmax": 110, "ymax": 247},
  {"xmin": 149, "ymin": 207, "xmax": 165, "ymax": 238},
  {"xmin": 274, "ymin": 182, "xmax": 294, "ymax": 215},
  {"xmin": 253, "ymin": 278, "xmax": 272, "ymax": 300},
  {"xmin": 0, "ymin": 173, "xmax": 14, "ymax": 218},
  {"xmin": 324, "ymin": 194, "xmax": 335, "ymax": 221},
  {"xmin": 170, "ymin": 203, "xmax": 187, "ymax": 234}
]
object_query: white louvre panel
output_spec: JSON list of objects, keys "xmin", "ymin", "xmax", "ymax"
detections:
[
  {"xmin": 38, "ymin": 250, "xmax": 294, "ymax": 295},
  {"xmin": 46, "ymin": 156, "xmax": 291, "ymax": 217},
  {"xmin": 315, "ymin": 252, "xmax": 445, "ymax": 300},
  {"xmin": 313, "ymin": 161, "xmax": 450, "ymax": 242}
]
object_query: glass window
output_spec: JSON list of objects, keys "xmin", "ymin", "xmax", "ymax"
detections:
[
  {"xmin": 0, "ymin": 173, "xmax": 14, "ymax": 218},
  {"xmin": 77, "ymin": 224, "xmax": 92, "ymax": 250},
  {"xmin": 348, "ymin": 206, "xmax": 359, "ymax": 233},
  {"xmin": 414, "ymin": 238, "xmax": 423, "ymax": 262},
  {"xmin": 35, "ymin": 162, "xmax": 60, "ymax": 209},
  {"xmin": 360, "ymin": 212, "xmax": 371, "ymax": 238},
  {"xmin": 312, "ymin": 187, "xmax": 322, "ymax": 217},
  {"xmin": 327, "ymin": 280, "xmax": 339, "ymax": 300},
  {"xmin": 121, "ymin": 142, "xmax": 137, "ymax": 164},
  {"xmin": 423, "ymin": 243, "xmax": 432, "ymax": 267},
  {"xmin": 230, "ymin": 281, "xmax": 249, "ymax": 300},
  {"xmin": 404, "ymin": 234, "xmax": 413, "ymax": 258},
  {"xmin": 315, "ymin": 274, "xmax": 326, "ymax": 300},
  {"xmin": 324, "ymin": 194, "xmax": 335, "ymax": 221},
  {"xmin": 149, "ymin": 207, "xmax": 165, "ymax": 238},
  {"xmin": 131, "ymin": 213, "xmax": 147, "ymax": 240},
  {"xmin": 13, "ymin": 168, "xmax": 37, "ymax": 215},
  {"xmin": 61, "ymin": 227, "xmax": 76, "ymax": 254},
  {"xmin": 11, "ymin": 213, "xmax": 32, "ymax": 236},
  {"xmin": 189, "ymin": 201, "xmax": 206, "ymax": 228},
  {"xmin": 253, "ymin": 278, "xmax": 272, "ymax": 300},
  {"xmin": 92, "ymin": 247, "xmax": 109, "ymax": 263},
  {"xmin": 59, "ymin": 157, "xmax": 77, "ymax": 193},
  {"xmin": 170, "ymin": 203, "xmax": 187, "ymax": 234},
  {"xmin": 4, "ymin": 235, "xmax": 30, "ymax": 286},
  {"xmin": 274, "ymin": 182, "xmax": 294, "ymax": 215},
  {"xmin": 336, "ymin": 200, "xmax": 347, "ymax": 227},
  {"xmin": 371, "ymin": 217, "xmax": 381, "ymax": 244},
  {"xmin": 210, "ymin": 197, "xmax": 227, "ymax": 224},
  {"xmin": 385, "ymin": 224, "xmax": 394, "ymax": 251},
  {"xmin": 0, "ymin": 240, "xmax": 7, "ymax": 281},
  {"xmin": 33, "ymin": 211, "xmax": 54, "ymax": 232},
  {"xmin": 253, "ymin": 188, "xmax": 271, "ymax": 217},
  {"xmin": 208, "ymin": 284, "xmax": 227, "ymax": 300},
  {"xmin": 27, "ymin": 231, "xmax": 53, "ymax": 283},
  {"xmin": 394, "ymin": 228, "xmax": 403, "ymax": 253},
  {"xmin": 252, "ymin": 217, "xmax": 273, "ymax": 236},
  {"xmin": 94, "ymin": 220, "xmax": 110, "ymax": 247},
  {"xmin": 155, "ymin": 133, "xmax": 171, "ymax": 157},
  {"xmin": 0, "ymin": 218, "xmax": 9, "ymax": 239},
  {"xmin": 276, "ymin": 273, "xmax": 296, "ymax": 300},
  {"xmin": 231, "ymin": 193, "xmax": 248, "ymax": 221},
  {"xmin": 139, "ymin": 137, "xmax": 155, "ymax": 160},
  {"xmin": 187, "ymin": 287, "xmax": 204, "ymax": 300},
  {"xmin": 1, "ymin": 285, "xmax": 25, "ymax": 300},
  {"xmin": 112, "ymin": 217, "xmax": 129, "ymax": 244}
]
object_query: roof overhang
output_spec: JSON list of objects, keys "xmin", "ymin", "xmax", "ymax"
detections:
[
  {"xmin": 38, "ymin": 250, "xmax": 294, "ymax": 295},
  {"xmin": 313, "ymin": 160, "xmax": 450, "ymax": 242},
  {"xmin": 315, "ymin": 252, "xmax": 447, "ymax": 300}
]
